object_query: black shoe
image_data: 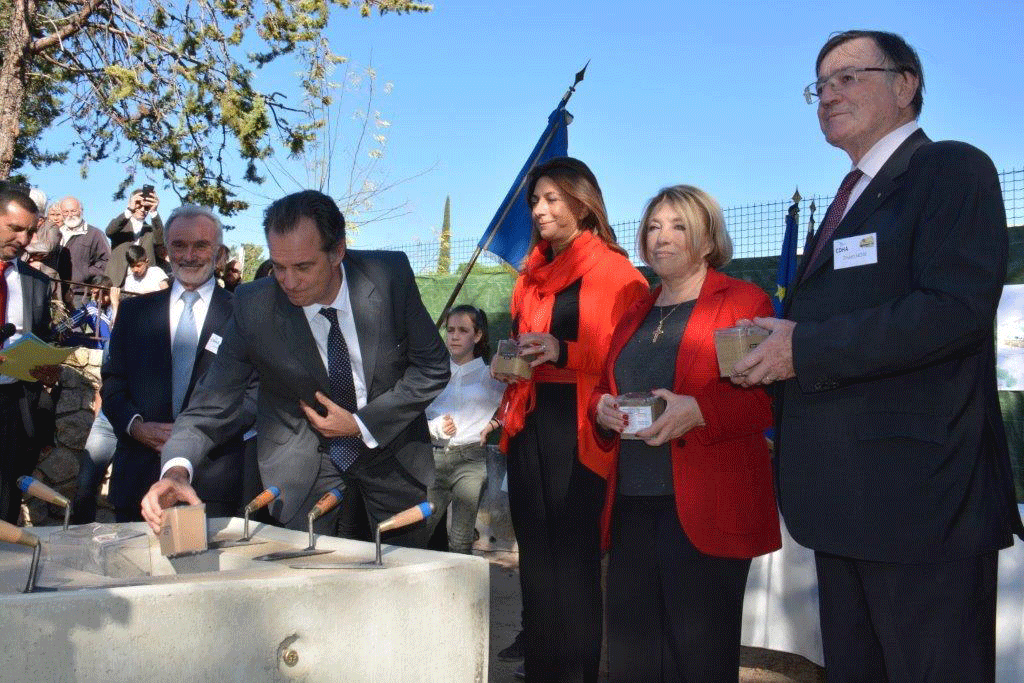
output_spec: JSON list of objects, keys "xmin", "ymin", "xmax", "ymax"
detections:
[
  {"xmin": 497, "ymin": 631, "xmax": 525, "ymax": 661},
  {"xmin": 513, "ymin": 663, "xmax": 526, "ymax": 680}
]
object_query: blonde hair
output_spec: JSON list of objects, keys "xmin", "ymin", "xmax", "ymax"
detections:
[{"xmin": 637, "ymin": 185, "xmax": 732, "ymax": 269}]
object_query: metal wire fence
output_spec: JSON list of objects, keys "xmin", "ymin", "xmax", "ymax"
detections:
[{"xmin": 391, "ymin": 168, "xmax": 1023, "ymax": 273}]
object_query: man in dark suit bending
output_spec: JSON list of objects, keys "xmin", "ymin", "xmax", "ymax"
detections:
[
  {"xmin": 141, "ymin": 190, "xmax": 449, "ymax": 547},
  {"xmin": 102, "ymin": 205, "xmax": 251, "ymax": 521},
  {"xmin": 735, "ymin": 30, "xmax": 1024, "ymax": 682}
]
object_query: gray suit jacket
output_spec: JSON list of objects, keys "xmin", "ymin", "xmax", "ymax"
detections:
[{"xmin": 161, "ymin": 250, "xmax": 450, "ymax": 523}]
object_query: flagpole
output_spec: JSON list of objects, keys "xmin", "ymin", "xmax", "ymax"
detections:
[{"xmin": 434, "ymin": 62, "xmax": 589, "ymax": 329}]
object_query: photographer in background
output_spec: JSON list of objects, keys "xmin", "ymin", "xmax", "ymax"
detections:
[{"xmin": 106, "ymin": 186, "xmax": 163, "ymax": 288}]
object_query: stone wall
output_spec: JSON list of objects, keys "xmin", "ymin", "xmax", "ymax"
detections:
[{"xmin": 21, "ymin": 348, "xmax": 104, "ymax": 526}]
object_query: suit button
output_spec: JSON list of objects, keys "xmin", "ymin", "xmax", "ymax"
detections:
[{"xmin": 317, "ymin": 445, "xmax": 327, "ymax": 454}]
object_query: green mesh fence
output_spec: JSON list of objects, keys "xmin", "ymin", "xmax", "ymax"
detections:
[{"xmin": 415, "ymin": 225, "xmax": 1024, "ymax": 501}]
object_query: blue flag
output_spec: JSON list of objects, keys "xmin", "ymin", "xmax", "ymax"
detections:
[
  {"xmin": 478, "ymin": 106, "xmax": 572, "ymax": 269},
  {"xmin": 773, "ymin": 207, "xmax": 799, "ymax": 316}
]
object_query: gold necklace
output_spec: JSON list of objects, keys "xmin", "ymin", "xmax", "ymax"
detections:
[{"xmin": 651, "ymin": 302, "xmax": 685, "ymax": 343}]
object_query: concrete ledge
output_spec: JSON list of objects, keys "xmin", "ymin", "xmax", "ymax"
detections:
[{"xmin": 0, "ymin": 519, "xmax": 489, "ymax": 683}]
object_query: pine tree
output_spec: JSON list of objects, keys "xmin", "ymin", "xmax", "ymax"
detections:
[{"xmin": 437, "ymin": 195, "xmax": 451, "ymax": 274}]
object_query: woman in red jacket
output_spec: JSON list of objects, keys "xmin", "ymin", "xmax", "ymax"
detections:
[
  {"xmin": 492, "ymin": 157, "xmax": 648, "ymax": 683},
  {"xmin": 592, "ymin": 185, "xmax": 781, "ymax": 683}
]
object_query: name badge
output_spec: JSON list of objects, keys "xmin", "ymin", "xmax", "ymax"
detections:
[
  {"xmin": 205, "ymin": 333, "xmax": 223, "ymax": 354},
  {"xmin": 833, "ymin": 233, "xmax": 878, "ymax": 270}
]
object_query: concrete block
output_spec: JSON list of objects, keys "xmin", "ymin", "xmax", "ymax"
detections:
[{"xmin": 0, "ymin": 519, "xmax": 489, "ymax": 682}]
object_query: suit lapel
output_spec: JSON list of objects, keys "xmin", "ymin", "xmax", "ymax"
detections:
[
  {"xmin": 186, "ymin": 285, "xmax": 229, "ymax": 397},
  {"xmin": 343, "ymin": 253, "xmax": 381, "ymax": 391},
  {"xmin": 674, "ymin": 270, "xmax": 726, "ymax": 391},
  {"xmin": 15, "ymin": 261, "xmax": 35, "ymax": 334},
  {"xmin": 273, "ymin": 283, "xmax": 330, "ymax": 395},
  {"xmin": 796, "ymin": 129, "xmax": 930, "ymax": 287}
]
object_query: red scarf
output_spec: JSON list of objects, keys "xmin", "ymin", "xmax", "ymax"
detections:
[{"xmin": 501, "ymin": 231, "xmax": 606, "ymax": 441}]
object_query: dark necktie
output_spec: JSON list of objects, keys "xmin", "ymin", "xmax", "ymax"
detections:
[
  {"xmin": 171, "ymin": 290, "xmax": 200, "ymax": 417},
  {"xmin": 319, "ymin": 307, "xmax": 361, "ymax": 472},
  {"xmin": 804, "ymin": 168, "xmax": 865, "ymax": 276},
  {"xmin": 0, "ymin": 261, "xmax": 10, "ymax": 329}
]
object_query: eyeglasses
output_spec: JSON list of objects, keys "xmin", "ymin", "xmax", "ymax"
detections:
[{"xmin": 803, "ymin": 67, "xmax": 902, "ymax": 104}]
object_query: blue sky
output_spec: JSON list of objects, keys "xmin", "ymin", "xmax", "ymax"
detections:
[{"xmin": 27, "ymin": 0, "xmax": 1024, "ymax": 255}]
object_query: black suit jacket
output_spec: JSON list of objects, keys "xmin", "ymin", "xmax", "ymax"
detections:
[
  {"xmin": 101, "ymin": 284, "xmax": 251, "ymax": 511},
  {"xmin": 105, "ymin": 213, "xmax": 164, "ymax": 287},
  {"xmin": 9, "ymin": 261, "xmax": 54, "ymax": 445},
  {"xmin": 776, "ymin": 129, "xmax": 1024, "ymax": 563},
  {"xmin": 160, "ymin": 250, "xmax": 450, "ymax": 524}
]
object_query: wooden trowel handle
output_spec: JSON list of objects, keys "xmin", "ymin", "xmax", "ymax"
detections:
[{"xmin": 0, "ymin": 520, "xmax": 40, "ymax": 548}]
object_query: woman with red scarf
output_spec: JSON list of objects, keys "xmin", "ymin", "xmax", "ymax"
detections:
[{"xmin": 491, "ymin": 157, "xmax": 648, "ymax": 682}]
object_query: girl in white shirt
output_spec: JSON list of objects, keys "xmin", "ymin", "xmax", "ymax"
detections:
[{"xmin": 424, "ymin": 305, "xmax": 506, "ymax": 553}]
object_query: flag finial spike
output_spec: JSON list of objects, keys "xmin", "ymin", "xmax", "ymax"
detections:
[{"xmin": 560, "ymin": 60, "xmax": 590, "ymax": 107}]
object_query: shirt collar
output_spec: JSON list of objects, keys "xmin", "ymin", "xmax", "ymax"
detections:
[
  {"xmin": 60, "ymin": 222, "xmax": 88, "ymax": 238},
  {"xmin": 450, "ymin": 356, "xmax": 485, "ymax": 376},
  {"xmin": 170, "ymin": 275, "xmax": 216, "ymax": 304},
  {"xmin": 303, "ymin": 262, "xmax": 350, "ymax": 325},
  {"xmin": 854, "ymin": 120, "xmax": 920, "ymax": 179}
]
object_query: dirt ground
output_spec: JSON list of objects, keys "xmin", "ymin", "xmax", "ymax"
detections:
[{"xmin": 482, "ymin": 552, "xmax": 825, "ymax": 683}]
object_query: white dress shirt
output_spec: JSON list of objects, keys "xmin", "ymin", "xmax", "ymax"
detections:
[
  {"xmin": 302, "ymin": 263, "xmax": 378, "ymax": 448},
  {"xmin": 0, "ymin": 260, "xmax": 26, "ymax": 385},
  {"xmin": 426, "ymin": 356, "xmax": 505, "ymax": 448},
  {"xmin": 152, "ymin": 277, "xmax": 219, "ymax": 480},
  {"xmin": 123, "ymin": 209, "xmax": 145, "ymax": 240},
  {"xmin": 168, "ymin": 277, "xmax": 215, "ymax": 345},
  {"xmin": 843, "ymin": 120, "xmax": 921, "ymax": 221}
]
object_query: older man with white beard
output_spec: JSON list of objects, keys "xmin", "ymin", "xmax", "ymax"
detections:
[
  {"xmin": 57, "ymin": 196, "xmax": 109, "ymax": 306},
  {"xmin": 101, "ymin": 205, "xmax": 251, "ymax": 522}
]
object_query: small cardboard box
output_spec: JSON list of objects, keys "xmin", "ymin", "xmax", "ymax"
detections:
[
  {"xmin": 618, "ymin": 393, "xmax": 667, "ymax": 440},
  {"xmin": 714, "ymin": 326, "xmax": 770, "ymax": 377},
  {"xmin": 159, "ymin": 504, "xmax": 208, "ymax": 557},
  {"xmin": 492, "ymin": 339, "xmax": 534, "ymax": 380}
]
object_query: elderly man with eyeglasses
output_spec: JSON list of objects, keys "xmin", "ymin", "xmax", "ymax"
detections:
[{"xmin": 733, "ymin": 30, "xmax": 1023, "ymax": 683}]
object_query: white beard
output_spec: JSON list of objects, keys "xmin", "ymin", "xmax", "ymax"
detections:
[{"xmin": 60, "ymin": 216, "xmax": 87, "ymax": 245}]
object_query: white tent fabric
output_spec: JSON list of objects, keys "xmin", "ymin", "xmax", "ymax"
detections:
[{"xmin": 742, "ymin": 505, "xmax": 1024, "ymax": 682}]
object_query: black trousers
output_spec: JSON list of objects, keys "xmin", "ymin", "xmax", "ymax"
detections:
[
  {"xmin": 815, "ymin": 550, "xmax": 999, "ymax": 683},
  {"xmin": 607, "ymin": 495, "xmax": 751, "ymax": 683},
  {"xmin": 507, "ymin": 383, "xmax": 605, "ymax": 683},
  {"xmin": 290, "ymin": 449, "xmax": 431, "ymax": 549},
  {"xmin": 0, "ymin": 384, "xmax": 41, "ymax": 524}
]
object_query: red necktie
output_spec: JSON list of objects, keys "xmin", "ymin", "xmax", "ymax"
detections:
[
  {"xmin": 804, "ymin": 168, "xmax": 865, "ymax": 276},
  {"xmin": 0, "ymin": 260, "xmax": 10, "ymax": 328}
]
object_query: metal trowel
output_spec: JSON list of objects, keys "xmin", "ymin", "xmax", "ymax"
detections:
[
  {"xmin": 0, "ymin": 520, "xmax": 42, "ymax": 593},
  {"xmin": 289, "ymin": 501, "xmax": 434, "ymax": 570},
  {"xmin": 208, "ymin": 486, "xmax": 280, "ymax": 549},
  {"xmin": 253, "ymin": 488, "xmax": 342, "ymax": 561}
]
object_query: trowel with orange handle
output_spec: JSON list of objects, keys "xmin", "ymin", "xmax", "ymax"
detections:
[
  {"xmin": 253, "ymin": 488, "xmax": 343, "ymax": 561},
  {"xmin": 208, "ymin": 486, "xmax": 280, "ymax": 549},
  {"xmin": 0, "ymin": 520, "xmax": 43, "ymax": 593},
  {"xmin": 289, "ymin": 501, "xmax": 434, "ymax": 570},
  {"xmin": 17, "ymin": 476, "xmax": 71, "ymax": 530}
]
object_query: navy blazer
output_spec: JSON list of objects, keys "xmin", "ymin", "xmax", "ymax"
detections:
[
  {"xmin": 777, "ymin": 129, "xmax": 1024, "ymax": 563},
  {"xmin": 102, "ymin": 284, "xmax": 251, "ymax": 510}
]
